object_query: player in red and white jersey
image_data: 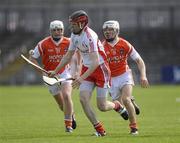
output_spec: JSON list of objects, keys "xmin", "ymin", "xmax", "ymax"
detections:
[
  {"xmin": 102, "ymin": 20, "xmax": 149, "ymax": 135},
  {"xmin": 48, "ymin": 10, "xmax": 128, "ymax": 136},
  {"xmin": 29, "ymin": 20, "xmax": 77, "ymax": 132}
]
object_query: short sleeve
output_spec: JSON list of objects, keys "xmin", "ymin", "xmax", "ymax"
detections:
[{"xmin": 32, "ymin": 45, "xmax": 40, "ymax": 59}]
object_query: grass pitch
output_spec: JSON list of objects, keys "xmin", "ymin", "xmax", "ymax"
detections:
[{"xmin": 0, "ymin": 85, "xmax": 180, "ymax": 143}]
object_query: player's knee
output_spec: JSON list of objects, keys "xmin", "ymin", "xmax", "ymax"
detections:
[
  {"xmin": 122, "ymin": 96, "xmax": 131, "ymax": 105},
  {"xmin": 97, "ymin": 103, "xmax": 107, "ymax": 112},
  {"xmin": 62, "ymin": 93, "xmax": 71, "ymax": 101},
  {"xmin": 80, "ymin": 95, "xmax": 88, "ymax": 105}
]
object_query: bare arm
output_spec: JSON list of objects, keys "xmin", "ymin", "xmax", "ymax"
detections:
[
  {"xmin": 29, "ymin": 51, "xmax": 43, "ymax": 75},
  {"xmin": 72, "ymin": 51, "xmax": 100, "ymax": 88},
  {"xmin": 70, "ymin": 51, "xmax": 82, "ymax": 78},
  {"xmin": 81, "ymin": 52, "xmax": 99, "ymax": 79},
  {"xmin": 134, "ymin": 57, "xmax": 149, "ymax": 88}
]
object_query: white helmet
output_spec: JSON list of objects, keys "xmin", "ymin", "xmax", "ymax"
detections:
[
  {"xmin": 102, "ymin": 20, "xmax": 120, "ymax": 32},
  {"xmin": 50, "ymin": 20, "xmax": 64, "ymax": 30},
  {"xmin": 103, "ymin": 20, "xmax": 120, "ymax": 42}
]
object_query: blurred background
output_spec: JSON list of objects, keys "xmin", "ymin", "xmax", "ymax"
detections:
[{"xmin": 0, "ymin": 0, "xmax": 180, "ymax": 85}]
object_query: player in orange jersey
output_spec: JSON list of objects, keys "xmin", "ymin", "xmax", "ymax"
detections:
[
  {"xmin": 29, "ymin": 20, "xmax": 78, "ymax": 133},
  {"xmin": 102, "ymin": 20, "xmax": 149, "ymax": 135}
]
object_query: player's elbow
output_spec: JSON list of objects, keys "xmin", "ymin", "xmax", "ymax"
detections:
[{"xmin": 136, "ymin": 58, "xmax": 145, "ymax": 67}]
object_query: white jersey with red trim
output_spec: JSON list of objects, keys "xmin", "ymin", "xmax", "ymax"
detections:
[{"xmin": 69, "ymin": 27, "xmax": 107, "ymax": 67}]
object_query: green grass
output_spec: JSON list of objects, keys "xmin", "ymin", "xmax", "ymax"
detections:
[{"xmin": 0, "ymin": 85, "xmax": 180, "ymax": 143}]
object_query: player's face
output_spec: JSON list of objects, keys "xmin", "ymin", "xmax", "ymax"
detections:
[
  {"xmin": 70, "ymin": 22, "xmax": 82, "ymax": 34},
  {"xmin": 51, "ymin": 28, "xmax": 63, "ymax": 38},
  {"xmin": 103, "ymin": 28, "xmax": 117, "ymax": 41}
]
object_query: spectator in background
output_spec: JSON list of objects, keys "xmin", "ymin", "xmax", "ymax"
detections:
[
  {"xmin": 29, "ymin": 20, "xmax": 78, "ymax": 133},
  {"xmin": 48, "ymin": 10, "xmax": 128, "ymax": 136},
  {"xmin": 102, "ymin": 20, "xmax": 149, "ymax": 135}
]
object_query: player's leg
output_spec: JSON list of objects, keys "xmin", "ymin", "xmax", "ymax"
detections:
[
  {"xmin": 61, "ymin": 82, "xmax": 74, "ymax": 132},
  {"xmin": 53, "ymin": 92, "xmax": 64, "ymax": 111},
  {"xmin": 79, "ymin": 81, "xmax": 106, "ymax": 136},
  {"xmin": 121, "ymin": 85, "xmax": 138, "ymax": 135},
  {"xmin": 53, "ymin": 90, "xmax": 76, "ymax": 130},
  {"xmin": 49, "ymin": 84, "xmax": 70, "ymax": 129},
  {"xmin": 96, "ymin": 87, "xmax": 119, "ymax": 111},
  {"xmin": 131, "ymin": 95, "xmax": 140, "ymax": 115},
  {"xmin": 59, "ymin": 69, "xmax": 77, "ymax": 131},
  {"xmin": 96, "ymin": 87, "xmax": 128, "ymax": 120},
  {"xmin": 79, "ymin": 81, "xmax": 97, "ymax": 123},
  {"xmin": 48, "ymin": 80, "xmax": 75, "ymax": 132},
  {"xmin": 53, "ymin": 91, "xmax": 77, "ymax": 130},
  {"xmin": 53, "ymin": 85, "xmax": 76, "ymax": 130},
  {"xmin": 48, "ymin": 84, "xmax": 64, "ymax": 112}
]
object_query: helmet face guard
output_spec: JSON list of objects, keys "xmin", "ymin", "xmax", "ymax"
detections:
[
  {"xmin": 102, "ymin": 20, "xmax": 120, "ymax": 42},
  {"xmin": 49, "ymin": 20, "xmax": 64, "ymax": 39},
  {"xmin": 69, "ymin": 10, "xmax": 88, "ymax": 34}
]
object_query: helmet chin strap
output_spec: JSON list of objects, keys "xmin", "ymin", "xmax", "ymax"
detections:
[
  {"xmin": 106, "ymin": 38, "xmax": 115, "ymax": 42},
  {"xmin": 52, "ymin": 37, "xmax": 61, "ymax": 42},
  {"xmin": 105, "ymin": 31, "xmax": 118, "ymax": 42}
]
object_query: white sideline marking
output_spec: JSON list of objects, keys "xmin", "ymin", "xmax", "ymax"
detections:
[{"xmin": 176, "ymin": 98, "xmax": 180, "ymax": 102}]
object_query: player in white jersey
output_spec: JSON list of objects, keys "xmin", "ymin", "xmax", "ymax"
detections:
[{"xmin": 48, "ymin": 10, "xmax": 128, "ymax": 136}]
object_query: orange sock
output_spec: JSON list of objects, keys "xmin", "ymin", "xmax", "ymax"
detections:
[
  {"xmin": 113, "ymin": 100, "xmax": 122, "ymax": 112},
  {"xmin": 129, "ymin": 122, "xmax": 138, "ymax": 129},
  {"xmin": 94, "ymin": 122, "xmax": 106, "ymax": 134},
  {"xmin": 65, "ymin": 119, "xmax": 72, "ymax": 128}
]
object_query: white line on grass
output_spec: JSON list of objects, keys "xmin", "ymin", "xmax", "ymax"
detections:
[{"xmin": 176, "ymin": 98, "xmax": 180, "ymax": 102}]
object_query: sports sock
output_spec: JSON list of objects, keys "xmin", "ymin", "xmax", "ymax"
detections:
[
  {"xmin": 94, "ymin": 122, "xmax": 106, "ymax": 134},
  {"xmin": 64, "ymin": 119, "xmax": 72, "ymax": 128},
  {"xmin": 113, "ymin": 100, "xmax": 123, "ymax": 112},
  {"xmin": 129, "ymin": 122, "xmax": 138, "ymax": 129}
]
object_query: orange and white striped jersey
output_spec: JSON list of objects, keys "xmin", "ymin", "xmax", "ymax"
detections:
[
  {"xmin": 33, "ymin": 36, "xmax": 70, "ymax": 74},
  {"xmin": 103, "ymin": 37, "xmax": 138, "ymax": 77}
]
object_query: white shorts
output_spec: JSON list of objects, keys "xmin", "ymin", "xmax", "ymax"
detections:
[
  {"xmin": 80, "ymin": 81, "xmax": 108, "ymax": 98},
  {"xmin": 110, "ymin": 69, "xmax": 134, "ymax": 100},
  {"xmin": 47, "ymin": 69, "xmax": 72, "ymax": 96}
]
